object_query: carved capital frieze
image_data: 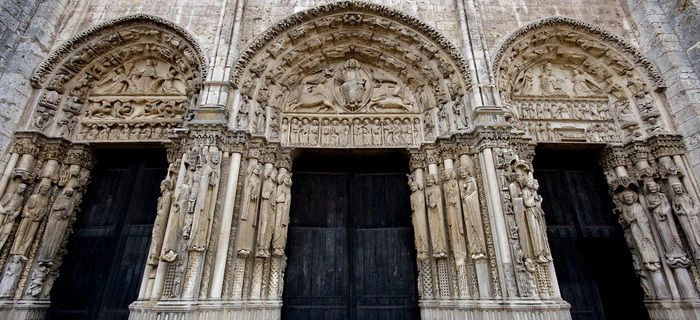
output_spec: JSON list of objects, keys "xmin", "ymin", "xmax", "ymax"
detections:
[
  {"xmin": 424, "ymin": 147, "xmax": 440, "ymax": 165},
  {"xmin": 64, "ymin": 145, "xmax": 95, "ymax": 169},
  {"xmin": 647, "ymin": 134, "xmax": 686, "ymax": 159},
  {"xmin": 276, "ymin": 148, "xmax": 293, "ymax": 169},
  {"xmin": 408, "ymin": 149, "xmax": 426, "ymax": 170},
  {"xmin": 625, "ymin": 142, "xmax": 651, "ymax": 164},
  {"xmin": 601, "ymin": 146, "xmax": 630, "ymax": 170}
]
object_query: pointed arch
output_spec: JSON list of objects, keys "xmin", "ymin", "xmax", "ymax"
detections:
[
  {"xmin": 26, "ymin": 14, "xmax": 208, "ymax": 143},
  {"xmin": 31, "ymin": 13, "xmax": 208, "ymax": 91},
  {"xmin": 492, "ymin": 16, "xmax": 673, "ymax": 144}
]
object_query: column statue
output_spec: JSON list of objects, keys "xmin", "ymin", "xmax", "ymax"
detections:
[
  {"xmin": 619, "ymin": 189, "xmax": 661, "ymax": 271},
  {"xmin": 256, "ymin": 167, "xmax": 278, "ymax": 258},
  {"xmin": 237, "ymin": 162, "xmax": 262, "ymax": 257},
  {"xmin": 443, "ymin": 169, "xmax": 467, "ymax": 260},
  {"xmin": 645, "ymin": 181, "xmax": 689, "ymax": 267},
  {"xmin": 458, "ymin": 166, "xmax": 486, "ymax": 259},
  {"xmin": 0, "ymin": 183, "xmax": 27, "ymax": 251},
  {"xmin": 408, "ymin": 179, "xmax": 429, "ymax": 260},
  {"xmin": 35, "ymin": 188, "xmax": 75, "ymax": 262},
  {"xmin": 272, "ymin": 171, "xmax": 292, "ymax": 256},
  {"xmin": 10, "ymin": 179, "xmax": 52, "ymax": 258},
  {"xmin": 425, "ymin": 174, "xmax": 447, "ymax": 258},
  {"xmin": 670, "ymin": 182, "xmax": 700, "ymax": 259}
]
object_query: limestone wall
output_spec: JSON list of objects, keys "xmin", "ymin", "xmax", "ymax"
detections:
[{"xmin": 0, "ymin": 0, "xmax": 69, "ymax": 154}]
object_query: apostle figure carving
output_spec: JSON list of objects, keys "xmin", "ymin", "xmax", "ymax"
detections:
[
  {"xmin": 619, "ymin": 189, "xmax": 661, "ymax": 271},
  {"xmin": 0, "ymin": 183, "xmax": 27, "ymax": 251},
  {"xmin": 443, "ymin": 169, "xmax": 467, "ymax": 260},
  {"xmin": 237, "ymin": 162, "xmax": 262, "ymax": 257},
  {"xmin": 458, "ymin": 166, "xmax": 486, "ymax": 259},
  {"xmin": 36, "ymin": 188, "xmax": 75, "ymax": 262},
  {"xmin": 272, "ymin": 171, "xmax": 292, "ymax": 256},
  {"xmin": 408, "ymin": 179, "xmax": 429, "ymax": 260},
  {"xmin": 256, "ymin": 167, "xmax": 278, "ymax": 258},
  {"xmin": 644, "ymin": 181, "xmax": 689, "ymax": 267},
  {"xmin": 10, "ymin": 180, "xmax": 52, "ymax": 258},
  {"xmin": 671, "ymin": 182, "xmax": 700, "ymax": 260},
  {"xmin": 425, "ymin": 174, "xmax": 447, "ymax": 258}
]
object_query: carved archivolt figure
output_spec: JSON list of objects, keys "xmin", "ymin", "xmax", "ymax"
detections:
[
  {"xmin": 256, "ymin": 167, "xmax": 278, "ymax": 258},
  {"xmin": 443, "ymin": 169, "xmax": 467, "ymax": 260},
  {"xmin": 10, "ymin": 180, "xmax": 51, "ymax": 258},
  {"xmin": 619, "ymin": 190, "xmax": 661, "ymax": 271},
  {"xmin": 0, "ymin": 183, "xmax": 27, "ymax": 251},
  {"xmin": 520, "ymin": 176, "xmax": 552, "ymax": 263},
  {"xmin": 671, "ymin": 182, "xmax": 700, "ymax": 259},
  {"xmin": 645, "ymin": 181, "xmax": 689, "ymax": 267},
  {"xmin": 237, "ymin": 162, "xmax": 262, "ymax": 257},
  {"xmin": 458, "ymin": 166, "xmax": 486, "ymax": 259},
  {"xmin": 408, "ymin": 179, "xmax": 429, "ymax": 260},
  {"xmin": 0, "ymin": 255, "xmax": 26, "ymax": 297},
  {"xmin": 272, "ymin": 171, "xmax": 292, "ymax": 257},
  {"xmin": 36, "ymin": 188, "xmax": 75, "ymax": 262},
  {"xmin": 425, "ymin": 174, "xmax": 447, "ymax": 258}
]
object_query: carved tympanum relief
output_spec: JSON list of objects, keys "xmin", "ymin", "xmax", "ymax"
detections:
[
  {"xmin": 27, "ymin": 15, "xmax": 205, "ymax": 143},
  {"xmin": 233, "ymin": 2, "xmax": 472, "ymax": 148},
  {"xmin": 495, "ymin": 17, "xmax": 670, "ymax": 144}
]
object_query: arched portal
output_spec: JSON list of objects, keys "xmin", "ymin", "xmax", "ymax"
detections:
[
  {"xmin": 0, "ymin": 14, "xmax": 207, "ymax": 320},
  {"xmin": 493, "ymin": 16, "xmax": 700, "ymax": 320}
]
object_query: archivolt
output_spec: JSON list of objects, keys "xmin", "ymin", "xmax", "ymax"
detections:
[
  {"xmin": 231, "ymin": 0, "xmax": 471, "ymax": 108},
  {"xmin": 31, "ymin": 13, "xmax": 208, "ymax": 91},
  {"xmin": 492, "ymin": 16, "xmax": 664, "ymax": 96}
]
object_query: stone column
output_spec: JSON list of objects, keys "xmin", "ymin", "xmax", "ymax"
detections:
[
  {"xmin": 602, "ymin": 142, "xmax": 700, "ymax": 319},
  {"xmin": 0, "ymin": 135, "xmax": 94, "ymax": 320}
]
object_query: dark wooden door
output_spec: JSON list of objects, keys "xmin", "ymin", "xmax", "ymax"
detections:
[
  {"xmin": 47, "ymin": 149, "xmax": 167, "ymax": 320},
  {"xmin": 534, "ymin": 149, "xmax": 649, "ymax": 320},
  {"xmin": 282, "ymin": 152, "xmax": 419, "ymax": 320}
]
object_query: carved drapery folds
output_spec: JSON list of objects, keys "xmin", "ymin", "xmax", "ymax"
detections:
[
  {"xmin": 232, "ymin": 1, "xmax": 472, "ymax": 147},
  {"xmin": 228, "ymin": 142, "xmax": 292, "ymax": 300},
  {"xmin": 491, "ymin": 146, "xmax": 557, "ymax": 299},
  {"xmin": 494, "ymin": 17, "xmax": 672, "ymax": 144},
  {"xmin": 407, "ymin": 141, "xmax": 493, "ymax": 300},
  {"xmin": 0, "ymin": 133, "xmax": 93, "ymax": 300},
  {"xmin": 601, "ymin": 137, "xmax": 700, "ymax": 301},
  {"xmin": 28, "ymin": 14, "xmax": 206, "ymax": 144}
]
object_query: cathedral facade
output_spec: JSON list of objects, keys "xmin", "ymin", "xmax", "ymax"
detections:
[{"xmin": 0, "ymin": 0, "xmax": 698, "ymax": 319}]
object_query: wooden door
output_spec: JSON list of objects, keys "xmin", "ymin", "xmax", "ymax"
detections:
[
  {"xmin": 46, "ymin": 149, "xmax": 167, "ymax": 320},
  {"xmin": 534, "ymin": 149, "xmax": 649, "ymax": 320},
  {"xmin": 282, "ymin": 152, "xmax": 419, "ymax": 320}
]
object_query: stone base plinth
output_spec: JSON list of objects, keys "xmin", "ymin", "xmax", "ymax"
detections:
[
  {"xmin": 128, "ymin": 300, "xmax": 282, "ymax": 320},
  {"xmin": 0, "ymin": 300, "xmax": 49, "ymax": 320},
  {"xmin": 646, "ymin": 300, "xmax": 700, "ymax": 320},
  {"xmin": 419, "ymin": 299, "xmax": 572, "ymax": 320}
]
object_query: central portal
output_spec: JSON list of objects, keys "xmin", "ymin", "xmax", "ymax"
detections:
[{"xmin": 282, "ymin": 151, "xmax": 419, "ymax": 320}]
